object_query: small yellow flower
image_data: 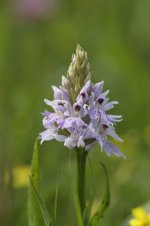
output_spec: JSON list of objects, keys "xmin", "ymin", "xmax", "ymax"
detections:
[
  {"xmin": 129, "ymin": 207, "xmax": 150, "ymax": 226},
  {"xmin": 13, "ymin": 165, "xmax": 30, "ymax": 188}
]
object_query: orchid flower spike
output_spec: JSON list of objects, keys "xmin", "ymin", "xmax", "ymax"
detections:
[{"xmin": 40, "ymin": 45, "xmax": 126, "ymax": 158}]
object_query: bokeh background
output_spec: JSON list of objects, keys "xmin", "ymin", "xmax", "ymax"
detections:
[{"xmin": 0, "ymin": 0, "xmax": 150, "ymax": 225}]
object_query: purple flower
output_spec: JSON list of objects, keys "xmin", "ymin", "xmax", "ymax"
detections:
[
  {"xmin": 40, "ymin": 46, "xmax": 126, "ymax": 158},
  {"xmin": 12, "ymin": 0, "xmax": 56, "ymax": 21},
  {"xmin": 40, "ymin": 79, "xmax": 125, "ymax": 158}
]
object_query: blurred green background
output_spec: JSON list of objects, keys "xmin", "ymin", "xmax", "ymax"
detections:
[{"xmin": 0, "ymin": 0, "xmax": 150, "ymax": 225}]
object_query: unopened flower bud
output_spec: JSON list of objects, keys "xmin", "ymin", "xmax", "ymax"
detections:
[
  {"xmin": 67, "ymin": 45, "xmax": 91, "ymax": 102},
  {"xmin": 62, "ymin": 76, "xmax": 71, "ymax": 90}
]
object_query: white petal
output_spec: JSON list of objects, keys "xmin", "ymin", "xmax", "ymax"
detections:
[
  {"xmin": 39, "ymin": 130, "xmax": 55, "ymax": 143},
  {"xmin": 44, "ymin": 99, "xmax": 53, "ymax": 106},
  {"xmin": 77, "ymin": 136, "xmax": 85, "ymax": 148},
  {"xmin": 64, "ymin": 136, "xmax": 76, "ymax": 149}
]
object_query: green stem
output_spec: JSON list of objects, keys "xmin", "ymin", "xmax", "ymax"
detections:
[{"xmin": 76, "ymin": 149, "xmax": 87, "ymax": 215}]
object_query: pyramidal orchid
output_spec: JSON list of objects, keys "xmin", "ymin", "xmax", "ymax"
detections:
[{"xmin": 40, "ymin": 45, "xmax": 125, "ymax": 159}]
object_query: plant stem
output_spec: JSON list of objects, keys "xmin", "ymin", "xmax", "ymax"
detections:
[{"xmin": 76, "ymin": 149, "xmax": 87, "ymax": 215}]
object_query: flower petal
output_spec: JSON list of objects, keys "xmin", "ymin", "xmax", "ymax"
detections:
[
  {"xmin": 92, "ymin": 81, "xmax": 104, "ymax": 98},
  {"xmin": 77, "ymin": 136, "xmax": 85, "ymax": 148},
  {"xmin": 39, "ymin": 129, "xmax": 55, "ymax": 143},
  {"xmin": 103, "ymin": 101, "xmax": 118, "ymax": 111},
  {"xmin": 103, "ymin": 140, "xmax": 126, "ymax": 158},
  {"xmin": 107, "ymin": 128, "xmax": 123, "ymax": 142}
]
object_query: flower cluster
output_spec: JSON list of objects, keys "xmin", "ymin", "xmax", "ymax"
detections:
[
  {"xmin": 40, "ymin": 45, "xmax": 125, "ymax": 158},
  {"xmin": 129, "ymin": 207, "xmax": 150, "ymax": 226}
]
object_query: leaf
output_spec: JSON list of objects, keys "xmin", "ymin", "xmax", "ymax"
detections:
[
  {"xmin": 53, "ymin": 170, "xmax": 60, "ymax": 223},
  {"xmin": 28, "ymin": 138, "xmax": 53, "ymax": 226},
  {"xmin": 28, "ymin": 138, "xmax": 43, "ymax": 226},
  {"xmin": 89, "ymin": 162, "xmax": 110, "ymax": 226},
  {"xmin": 30, "ymin": 176, "xmax": 53, "ymax": 226},
  {"xmin": 83, "ymin": 193, "xmax": 94, "ymax": 226},
  {"xmin": 73, "ymin": 186, "xmax": 84, "ymax": 226}
]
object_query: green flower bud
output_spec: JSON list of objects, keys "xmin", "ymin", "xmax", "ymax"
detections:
[{"xmin": 67, "ymin": 44, "xmax": 91, "ymax": 103}]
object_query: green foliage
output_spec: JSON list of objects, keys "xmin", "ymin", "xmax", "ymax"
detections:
[
  {"xmin": 89, "ymin": 163, "xmax": 110, "ymax": 226},
  {"xmin": 29, "ymin": 177, "xmax": 53, "ymax": 226},
  {"xmin": 83, "ymin": 193, "xmax": 94, "ymax": 226},
  {"xmin": 28, "ymin": 139, "xmax": 43, "ymax": 226},
  {"xmin": 1, "ymin": 0, "xmax": 150, "ymax": 226},
  {"xmin": 53, "ymin": 170, "xmax": 60, "ymax": 223},
  {"xmin": 28, "ymin": 139, "xmax": 53, "ymax": 226}
]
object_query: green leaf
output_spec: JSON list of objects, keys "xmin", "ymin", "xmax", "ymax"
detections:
[
  {"xmin": 28, "ymin": 138, "xmax": 53, "ymax": 226},
  {"xmin": 30, "ymin": 176, "xmax": 53, "ymax": 226},
  {"xmin": 89, "ymin": 162, "xmax": 110, "ymax": 226},
  {"xmin": 28, "ymin": 138, "xmax": 43, "ymax": 226},
  {"xmin": 73, "ymin": 186, "xmax": 84, "ymax": 226},
  {"xmin": 83, "ymin": 193, "xmax": 94, "ymax": 226},
  {"xmin": 53, "ymin": 170, "xmax": 60, "ymax": 224}
]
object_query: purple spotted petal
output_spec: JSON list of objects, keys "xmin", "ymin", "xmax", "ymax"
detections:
[
  {"xmin": 40, "ymin": 77, "xmax": 125, "ymax": 158},
  {"xmin": 43, "ymin": 114, "xmax": 64, "ymax": 128}
]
